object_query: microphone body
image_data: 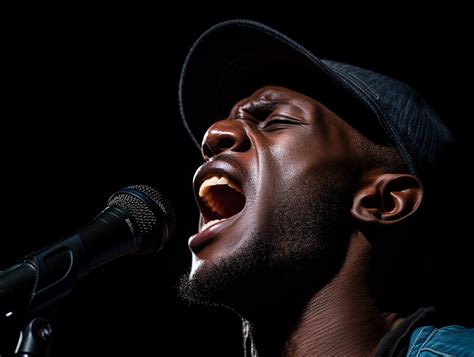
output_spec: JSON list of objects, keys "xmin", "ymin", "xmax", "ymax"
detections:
[{"xmin": 0, "ymin": 185, "xmax": 174, "ymax": 318}]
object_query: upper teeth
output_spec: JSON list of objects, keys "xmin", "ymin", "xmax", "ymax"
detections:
[{"xmin": 199, "ymin": 176, "xmax": 241, "ymax": 197}]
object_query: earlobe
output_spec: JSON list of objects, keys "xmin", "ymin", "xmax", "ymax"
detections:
[{"xmin": 351, "ymin": 173, "xmax": 423, "ymax": 225}]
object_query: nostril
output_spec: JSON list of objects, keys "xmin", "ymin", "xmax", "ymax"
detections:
[
  {"xmin": 202, "ymin": 143, "xmax": 214, "ymax": 160},
  {"xmin": 218, "ymin": 137, "xmax": 235, "ymax": 149}
]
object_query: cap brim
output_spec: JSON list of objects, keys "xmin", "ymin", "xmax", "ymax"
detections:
[{"xmin": 179, "ymin": 19, "xmax": 387, "ymax": 148}]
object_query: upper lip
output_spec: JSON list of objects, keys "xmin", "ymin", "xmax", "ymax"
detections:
[{"xmin": 193, "ymin": 156, "xmax": 246, "ymax": 225}]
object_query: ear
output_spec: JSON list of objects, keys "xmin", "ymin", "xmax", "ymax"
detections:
[{"xmin": 351, "ymin": 173, "xmax": 423, "ymax": 225}]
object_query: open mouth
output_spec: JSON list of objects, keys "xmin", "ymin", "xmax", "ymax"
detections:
[{"xmin": 198, "ymin": 175, "xmax": 246, "ymax": 231}]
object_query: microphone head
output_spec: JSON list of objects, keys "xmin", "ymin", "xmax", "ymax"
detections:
[{"xmin": 107, "ymin": 185, "xmax": 175, "ymax": 254}]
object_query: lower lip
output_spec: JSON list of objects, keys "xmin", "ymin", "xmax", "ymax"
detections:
[{"xmin": 188, "ymin": 212, "xmax": 242, "ymax": 253}]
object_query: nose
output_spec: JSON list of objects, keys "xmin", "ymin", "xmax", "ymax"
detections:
[{"xmin": 202, "ymin": 119, "xmax": 251, "ymax": 159}]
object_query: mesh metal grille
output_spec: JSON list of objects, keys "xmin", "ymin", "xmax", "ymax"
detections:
[
  {"xmin": 107, "ymin": 185, "xmax": 175, "ymax": 240},
  {"xmin": 128, "ymin": 185, "xmax": 175, "ymax": 235}
]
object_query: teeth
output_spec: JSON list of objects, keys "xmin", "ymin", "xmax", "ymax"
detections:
[
  {"xmin": 201, "ymin": 218, "xmax": 226, "ymax": 231},
  {"xmin": 199, "ymin": 177, "xmax": 219, "ymax": 197},
  {"xmin": 199, "ymin": 175, "xmax": 241, "ymax": 197}
]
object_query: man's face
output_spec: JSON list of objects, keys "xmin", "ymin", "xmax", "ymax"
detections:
[{"xmin": 181, "ymin": 86, "xmax": 363, "ymax": 313}]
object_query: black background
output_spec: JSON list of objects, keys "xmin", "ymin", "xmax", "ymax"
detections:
[{"xmin": 1, "ymin": 7, "xmax": 472, "ymax": 356}]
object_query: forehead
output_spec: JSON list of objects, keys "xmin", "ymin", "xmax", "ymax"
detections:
[
  {"xmin": 233, "ymin": 86, "xmax": 316, "ymax": 107},
  {"xmin": 230, "ymin": 86, "xmax": 333, "ymax": 120},
  {"xmin": 229, "ymin": 85, "xmax": 326, "ymax": 119},
  {"xmin": 230, "ymin": 85, "xmax": 366, "ymax": 143}
]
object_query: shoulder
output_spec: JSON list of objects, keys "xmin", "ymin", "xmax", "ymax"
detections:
[{"xmin": 407, "ymin": 325, "xmax": 474, "ymax": 356}]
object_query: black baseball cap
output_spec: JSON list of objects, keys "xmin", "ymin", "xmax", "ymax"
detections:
[{"xmin": 179, "ymin": 19, "xmax": 454, "ymax": 177}]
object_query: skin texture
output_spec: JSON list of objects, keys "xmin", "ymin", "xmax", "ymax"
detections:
[{"xmin": 180, "ymin": 86, "xmax": 423, "ymax": 356}]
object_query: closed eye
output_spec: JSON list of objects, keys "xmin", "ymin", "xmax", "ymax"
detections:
[{"xmin": 262, "ymin": 116, "xmax": 303, "ymax": 131}]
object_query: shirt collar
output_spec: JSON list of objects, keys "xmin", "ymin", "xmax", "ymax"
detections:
[{"xmin": 375, "ymin": 307, "xmax": 436, "ymax": 357}]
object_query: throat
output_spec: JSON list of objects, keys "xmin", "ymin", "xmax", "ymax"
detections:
[{"xmin": 245, "ymin": 233, "xmax": 404, "ymax": 357}]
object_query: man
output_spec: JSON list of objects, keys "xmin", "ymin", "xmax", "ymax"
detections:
[{"xmin": 178, "ymin": 20, "xmax": 473, "ymax": 356}]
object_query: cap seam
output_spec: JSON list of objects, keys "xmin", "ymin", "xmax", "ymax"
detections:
[{"xmin": 333, "ymin": 67, "xmax": 381, "ymax": 100}]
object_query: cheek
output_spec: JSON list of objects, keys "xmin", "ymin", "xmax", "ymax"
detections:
[{"xmin": 266, "ymin": 132, "xmax": 323, "ymax": 186}]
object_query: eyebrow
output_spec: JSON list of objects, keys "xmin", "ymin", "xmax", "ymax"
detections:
[{"xmin": 238, "ymin": 100, "xmax": 286, "ymax": 119}]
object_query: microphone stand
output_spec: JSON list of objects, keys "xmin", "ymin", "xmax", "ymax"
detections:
[
  {"xmin": 15, "ymin": 317, "xmax": 53, "ymax": 357},
  {"xmin": 0, "ymin": 262, "xmax": 57, "ymax": 357}
]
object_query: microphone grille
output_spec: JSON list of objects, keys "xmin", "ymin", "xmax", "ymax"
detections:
[{"xmin": 107, "ymin": 185, "xmax": 175, "ymax": 252}]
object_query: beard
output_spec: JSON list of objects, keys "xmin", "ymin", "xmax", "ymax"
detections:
[{"xmin": 179, "ymin": 174, "xmax": 354, "ymax": 318}]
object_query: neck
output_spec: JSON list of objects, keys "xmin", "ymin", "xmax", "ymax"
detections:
[{"xmin": 246, "ymin": 232, "xmax": 404, "ymax": 357}]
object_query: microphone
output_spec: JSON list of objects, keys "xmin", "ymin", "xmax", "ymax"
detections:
[{"xmin": 0, "ymin": 185, "xmax": 175, "ymax": 319}]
